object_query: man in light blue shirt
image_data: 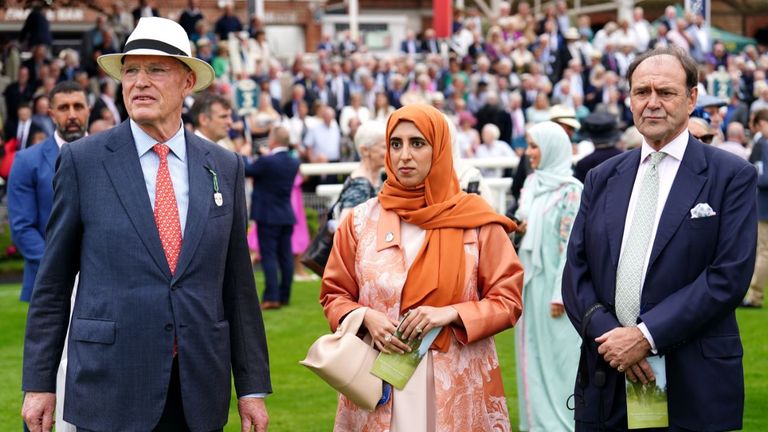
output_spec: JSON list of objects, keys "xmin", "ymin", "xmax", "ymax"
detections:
[
  {"xmin": 22, "ymin": 17, "xmax": 270, "ymax": 432},
  {"xmin": 304, "ymin": 105, "xmax": 341, "ymax": 163}
]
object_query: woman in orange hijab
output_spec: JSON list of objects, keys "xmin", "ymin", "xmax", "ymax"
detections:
[{"xmin": 320, "ymin": 104, "xmax": 524, "ymax": 431}]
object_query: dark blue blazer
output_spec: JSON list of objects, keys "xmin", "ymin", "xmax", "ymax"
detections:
[
  {"xmin": 245, "ymin": 150, "xmax": 300, "ymax": 225},
  {"xmin": 7, "ymin": 136, "xmax": 58, "ymax": 301},
  {"xmin": 400, "ymin": 39, "xmax": 420, "ymax": 54},
  {"xmin": 330, "ymin": 76, "xmax": 351, "ymax": 109},
  {"xmin": 752, "ymin": 136, "xmax": 768, "ymax": 220},
  {"xmin": 22, "ymin": 121, "xmax": 271, "ymax": 431},
  {"xmin": 563, "ymin": 137, "xmax": 757, "ymax": 431},
  {"xmin": 573, "ymin": 146, "xmax": 624, "ymax": 184}
]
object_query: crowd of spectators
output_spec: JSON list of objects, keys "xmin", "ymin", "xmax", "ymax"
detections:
[{"xmin": 1, "ymin": 0, "xmax": 768, "ymax": 186}]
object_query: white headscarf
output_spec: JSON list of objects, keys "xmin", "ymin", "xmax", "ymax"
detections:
[{"xmin": 516, "ymin": 121, "xmax": 582, "ymax": 284}]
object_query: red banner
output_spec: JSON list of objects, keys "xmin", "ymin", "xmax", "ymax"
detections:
[{"xmin": 433, "ymin": 0, "xmax": 452, "ymax": 39}]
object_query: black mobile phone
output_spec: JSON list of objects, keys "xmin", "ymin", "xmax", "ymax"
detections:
[{"xmin": 466, "ymin": 180, "xmax": 480, "ymax": 194}]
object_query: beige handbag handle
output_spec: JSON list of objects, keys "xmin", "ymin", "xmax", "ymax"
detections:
[
  {"xmin": 337, "ymin": 307, "xmax": 368, "ymax": 336},
  {"xmin": 301, "ymin": 305, "xmax": 382, "ymax": 411}
]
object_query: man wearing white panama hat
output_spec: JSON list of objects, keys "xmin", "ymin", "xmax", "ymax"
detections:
[{"xmin": 21, "ymin": 17, "xmax": 271, "ymax": 432}]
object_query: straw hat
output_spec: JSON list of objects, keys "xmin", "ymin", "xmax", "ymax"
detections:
[
  {"xmin": 97, "ymin": 17, "xmax": 215, "ymax": 92},
  {"xmin": 549, "ymin": 104, "xmax": 581, "ymax": 130},
  {"xmin": 564, "ymin": 28, "xmax": 581, "ymax": 41},
  {"xmin": 196, "ymin": 37, "xmax": 211, "ymax": 48}
]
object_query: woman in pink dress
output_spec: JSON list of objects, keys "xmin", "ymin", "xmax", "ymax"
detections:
[{"xmin": 290, "ymin": 174, "xmax": 315, "ymax": 280}]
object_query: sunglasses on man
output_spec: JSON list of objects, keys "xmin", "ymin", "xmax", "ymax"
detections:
[{"xmin": 692, "ymin": 133, "xmax": 715, "ymax": 144}]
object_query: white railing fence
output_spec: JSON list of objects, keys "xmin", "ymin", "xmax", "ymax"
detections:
[{"xmin": 301, "ymin": 157, "xmax": 519, "ymax": 216}]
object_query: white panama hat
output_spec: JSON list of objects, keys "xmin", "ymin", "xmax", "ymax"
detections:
[
  {"xmin": 97, "ymin": 17, "xmax": 214, "ymax": 92},
  {"xmin": 549, "ymin": 104, "xmax": 581, "ymax": 130}
]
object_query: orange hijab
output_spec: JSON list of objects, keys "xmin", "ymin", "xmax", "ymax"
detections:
[{"xmin": 379, "ymin": 104, "xmax": 515, "ymax": 351}]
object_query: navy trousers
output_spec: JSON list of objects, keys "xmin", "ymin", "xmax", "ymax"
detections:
[
  {"xmin": 257, "ymin": 222, "xmax": 294, "ymax": 304},
  {"xmin": 77, "ymin": 359, "xmax": 224, "ymax": 432}
]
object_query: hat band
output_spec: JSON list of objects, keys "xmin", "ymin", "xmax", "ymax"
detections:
[{"xmin": 123, "ymin": 39, "xmax": 188, "ymax": 57}]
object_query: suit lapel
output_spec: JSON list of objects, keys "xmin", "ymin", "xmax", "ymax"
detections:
[
  {"xmin": 173, "ymin": 131, "xmax": 212, "ymax": 280},
  {"xmin": 102, "ymin": 122, "xmax": 170, "ymax": 276},
  {"xmin": 648, "ymin": 137, "xmax": 707, "ymax": 269},
  {"xmin": 41, "ymin": 137, "xmax": 59, "ymax": 171},
  {"xmin": 605, "ymin": 150, "xmax": 641, "ymax": 268}
]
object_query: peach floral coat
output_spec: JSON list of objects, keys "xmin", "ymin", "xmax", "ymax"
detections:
[{"xmin": 321, "ymin": 199, "xmax": 524, "ymax": 431}]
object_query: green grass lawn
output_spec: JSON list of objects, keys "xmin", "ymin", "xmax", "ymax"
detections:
[{"xmin": 1, "ymin": 279, "xmax": 766, "ymax": 431}]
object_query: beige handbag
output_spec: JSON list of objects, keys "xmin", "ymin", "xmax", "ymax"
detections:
[{"xmin": 300, "ymin": 307, "xmax": 383, "ymax": 411}]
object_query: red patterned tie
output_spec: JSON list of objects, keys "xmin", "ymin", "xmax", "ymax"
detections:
[
  {"xmin": 153, "ymin": 144, "xmax": 182, "ymax": 357},
  {"xmin": 152, "ymin": 144, "xmax": 182, "ymax": 275}
]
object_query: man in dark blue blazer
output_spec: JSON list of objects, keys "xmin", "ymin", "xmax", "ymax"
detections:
[
  {"xmin": 245, "ymin": 125, "xmax": 300, "ymax": 310},
  {"xmin": 21, "ymin": 18, "xmax": 270, "ymax": 432},
  {"xmin": 329, "ymin": 61, "xmax": 352, "ymax": 114},
  {"xmin": 8, "ymin": 81, "xmax": 89, "ymax": 302},
  {"xmin": 563, "ymin": 47, "xmax": 756, "ymax": 431},
  {"xmin": 400, "ymin": 29, "xmax": 420, "ymax": 55}
]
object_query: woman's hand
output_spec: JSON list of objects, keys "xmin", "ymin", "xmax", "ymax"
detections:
[
  {"xmin": 516, "ymin": 220, "xmax": 527, "ymax": 235},
  {"xmin": 550, "ymin": 303, "xmax": 565, "ymax": 318},
  {"xmin": 363, "ymin": 309, "xmax": 411, "ymax": 354},
  {"xmin": 398, "ymin": 306, "xmax": 460, "ymax": 342}
]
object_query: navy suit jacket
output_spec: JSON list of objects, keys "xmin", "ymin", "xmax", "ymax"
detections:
[
  {"xmin": 22, "ymin": 121, "xmax": 271, "ymax": 431},
  {"xmin": 573, "ymin": 146, "xmax": 624, "ymax": 184},
  {"xmin": 7, "ymin": 136, "xmax": 58, "ymax": 301},
  {"xmin": 330, "ymin": 76, "xmax": 351, "ymax": 110},
  {"xmin": 563, "ymin": 137, "xmax": 756, "ymax": 431},
  {"xmin": 400, "ymin": 39, "xmax": 419, "ymax": 54},
  {"xmin": 245, "ymin": 150, "xmax": 300, "ymax": 225}
]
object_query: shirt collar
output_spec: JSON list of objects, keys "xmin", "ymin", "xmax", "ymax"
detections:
[
  {"xmin": 640, "ymin": 129, "xmax": 688, "ymax": 163},
  {"xmin": 131, "ymin": 119, "xmax": 186, "ymax": 162},
  {"xmin": 194, "ymin": 129, "xmax": 212, "ymax": 143},
  {"xmin": 54, "ymin": 131, "xmax": 66, "ymax": 148},
  {"xmin": 270, "ymin": 146, "xmax": 289, "ymax": 155},
  {"xmin": 53, "ymin": 130, "xmax": 89, "ymax": 149}
]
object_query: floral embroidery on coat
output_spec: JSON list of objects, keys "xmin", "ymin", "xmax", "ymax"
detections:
[{"xmin": 333, "ymin": 200, "xmax": 511, "ymax": 432}]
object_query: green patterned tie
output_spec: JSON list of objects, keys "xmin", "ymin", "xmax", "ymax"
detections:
[{"xmin": 615, "ymin": 152, "xmax": 667, "ymax": 326}]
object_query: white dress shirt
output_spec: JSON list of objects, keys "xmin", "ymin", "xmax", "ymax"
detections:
[
  {"xmin": 632, "ymin": 20, "xmax": 652, "ymax": 52},
  {"xmin": 54, "ymin": 131, "xmax": 67, "ymax": 149},
  {"xmin": 331, "ymin": 75, "xmax": 347, "ymax": 110},
  {"xmin": 193, "ymin": 129, "xmax": 231, "ymax": 151},
  {"xmin": 303, "ymin": 121, "xmax": 341, "ymax": 161},
  {"xmin": 53, "ymin": 130, "xmax": 87, "ymax": 149},
  {"xmin": 716, "ymin": 141, "xmax": 750, "ymax": 161},
  {"xmin": 474, "ymin": 140, "xmax": 519, "ymax": 178},
  {"xmin": 100, "ymin": 95, "xmax": 122, "ymax": 125},
  {"xmin": 619, "ymin": 130, "xmax": 689, "ymax": 350},
  {"xmin": 17, "ymin": 119, "xmax": 32, "ymax": 149}
]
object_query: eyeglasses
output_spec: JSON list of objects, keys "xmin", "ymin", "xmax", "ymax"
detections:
[
  {"xmin": 692, "ymin": 133, "xmax": 714, "ymax": 144},
  {"xmin": 121, "ymin": 65, "xmax": 175, "ymax": 81}
]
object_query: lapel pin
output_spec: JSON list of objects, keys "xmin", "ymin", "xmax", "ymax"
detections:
[{"xmin": 207, "ymin": 168, "xmax": 223, "ymax": 207}]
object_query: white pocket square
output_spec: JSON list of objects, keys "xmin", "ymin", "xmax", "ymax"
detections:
[{"xmin": 690, "ymin": 203, "xmax": 717, "ymax": 219}]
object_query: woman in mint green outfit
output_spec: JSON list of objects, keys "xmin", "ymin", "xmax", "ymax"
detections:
[{"xmin": 514, "ymin": 121, "xmax": 583, "ymax": 431}]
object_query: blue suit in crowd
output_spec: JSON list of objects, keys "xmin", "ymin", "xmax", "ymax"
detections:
[
  {"xmin": 7, "ymin": 135, "xmax": 58, "ymax": 301},
  {"xmin": 246, "ymin": 148, "xmax": 300, "ymax": 305}
]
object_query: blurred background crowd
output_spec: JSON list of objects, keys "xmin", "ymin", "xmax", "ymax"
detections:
[
  {"xmin": 1, "ymin": 1, "xmax": 767, "ymax": 169},
  {"xmin": 1, "ymin": 0, "xmax": 768, "ymax": 253}
]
